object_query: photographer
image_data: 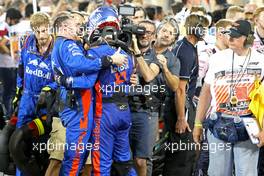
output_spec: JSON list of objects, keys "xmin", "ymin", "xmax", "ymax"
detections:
[{"xmin": 132, "ymin": 17, "xmax": 180, "ymax": 175}]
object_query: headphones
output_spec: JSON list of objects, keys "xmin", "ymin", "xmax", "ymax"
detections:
[
  {"xmin": 244, "ymin": 32, "xmax": 255, "ymax": 48},
  {"xmin": 185, "ymin": 15, "xmax": 208, "ymax": 40},
  {"xmin": 191, "ymin": 23, "xmax": 205, "ymax": 40}
]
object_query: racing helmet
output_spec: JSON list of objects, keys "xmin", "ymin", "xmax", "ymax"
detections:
[{"xmin": 86, "ymin": 6, "xmax": 120, "ymax": 44}]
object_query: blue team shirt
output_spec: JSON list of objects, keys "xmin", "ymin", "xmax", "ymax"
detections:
[{"xmin": 17, "ymin": 34, "xmax": 56, "ymax": 93}]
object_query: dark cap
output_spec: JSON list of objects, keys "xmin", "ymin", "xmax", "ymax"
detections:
[
  {"xmin": 228, "ymin": 20, "xmax": 253, "ymax": 38},
  {"xmin": 6, "ymin": 8, "xmax": 22, "ymax": 20}
]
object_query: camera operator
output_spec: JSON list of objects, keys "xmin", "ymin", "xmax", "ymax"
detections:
[
  {"xmin": 132, "ymin": 17, "xmax": 181, "ymax": 175},
  {"xmin": 129, "ymin": 19, "xmax": 159, "ymax": 176}
]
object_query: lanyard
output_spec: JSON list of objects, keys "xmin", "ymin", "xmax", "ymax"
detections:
[{"xmin": 230, "ymin": 49, "xmax": 251, "ymax": 106}]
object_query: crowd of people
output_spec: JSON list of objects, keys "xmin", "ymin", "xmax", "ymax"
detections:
[{"xmin": 0, "ymin": 0, "xmax": 264, "ymax": 176}]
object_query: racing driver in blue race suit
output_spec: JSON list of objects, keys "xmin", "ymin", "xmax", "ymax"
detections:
[{"xmin": 86, "ymin": 6, "xmax": 136, "ymax": 176}]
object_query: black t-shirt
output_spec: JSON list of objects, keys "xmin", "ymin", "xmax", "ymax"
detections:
[{"xmin": 173, "ymin": 37, "xmax": 199, "ymax": 99}]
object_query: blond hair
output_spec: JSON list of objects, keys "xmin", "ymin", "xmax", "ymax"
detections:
[
  {"xmin": 253, "ymin": 7, "xmax": 264, "ymax": 19},
  {"xmin": 215, "ymin": 19, "xmax": 233, "ymax": 32},
  {"xmin": 225, "ymin": 6, "xmax": 244, "ymax": 19},
  {"xmin": 185, "ymin": 14, "xmax": 209, "ymax": 28},
  {"xmin": 190, "ymin": 6, "xmax": 207, "ymax": 16},
  {"xmin": 30, "ymin": 12, "xmax": 50, "ymax": 30}
]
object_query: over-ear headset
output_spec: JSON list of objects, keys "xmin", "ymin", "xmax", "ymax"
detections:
[
  {"xmin": 244, "ymin": 32, "xmax": 255, "ymax": 48},
  {"xmin": 185, "ymin": 15, "xmax": 208, "ymax": 40}
]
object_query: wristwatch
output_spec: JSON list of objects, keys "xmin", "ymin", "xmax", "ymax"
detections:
[
  {"xmin": 134, "ymin": 53, "xmax": 143, "ymax": 58},
  {"xmin": 106, "ymin": 56, "xmax": 113, "ymax": 64}
]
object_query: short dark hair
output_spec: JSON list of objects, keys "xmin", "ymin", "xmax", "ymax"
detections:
[
  {"xmin": 145, "ymin": 6, "xmax": 156, "ymax": 20},
  {"xmin": 78, "ymin": 2, "xmax": 89, "ymax": 11},
  {"xmin": 6, "ymin": 8, "xmax": 22, "ymax": 20},
  {"xmin": 53, "ymin": 15, "xmax": 71, "ymax": 32},
  {"xmin": 156, "ymin": 6, "xmax": 163, "ymax": 15},
  {"xmin": 25, "ymin": 3, "xmax": 40, "ymax": 18}
]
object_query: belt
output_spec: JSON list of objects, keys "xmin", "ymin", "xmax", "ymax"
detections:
[{"xmin": 102, "ymin": 96, "xmax": 128, "ymax": 104}]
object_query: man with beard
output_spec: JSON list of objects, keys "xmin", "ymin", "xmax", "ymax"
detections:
[
  {"xmin": 14, "ymin": 12, "xmax": 56, "ymax": 128},
  {"xmin": 12, "ymin": 12, "xmax": 57, "ymax": 176},
  {"xmin": 131, "ymin": 17, "xmax": 180, "ymax": 175}
]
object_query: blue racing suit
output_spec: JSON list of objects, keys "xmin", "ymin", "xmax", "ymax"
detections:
[
  {"xmin": 16, "ymin": 34, "xmax": 57, "ymax": 127},
  {"xmin": 89, "ymin": 44, "xmax": 135, "ymax": 176},
  {"xmin": 51, "ymin": 37, "xmax": 101, "ymax": 176},
  {"xmin": 15, "ymin": 34, "xmax": 56, "ymax": 176}
]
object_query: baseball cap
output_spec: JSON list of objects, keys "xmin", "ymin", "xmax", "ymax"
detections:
[{"xmin": 228, "ymin": 20, "xmax": 253, "ymax": 38}]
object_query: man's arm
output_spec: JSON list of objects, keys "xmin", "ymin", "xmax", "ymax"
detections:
[
  {"xmin": 195, "ymin": 83, "xmax": 212, "ymax": 122},
  {"xmin": 55, "ymin": 72, "xmax": 98, "ymax": 89},
  {"xmin": 175, "ymin": 79, "xmax": 191, "ymax": 133},
  {"xmin": 163, "ymin": 69, "xmax": 179, "ymax": 92},
  {"xmin": 157, "ymin": 54, "xmax": 179, "ymax": 92},
  {"xmin": 63, "ymin": 41, "xmax": 127, "ymax": 74},
  {"xmin": 193, "ymin": 83, "xmax": 212, "ymax": 143},
  {"xmin": 136, "ymin": 57, "xmax": 160, "ymax": 82}
]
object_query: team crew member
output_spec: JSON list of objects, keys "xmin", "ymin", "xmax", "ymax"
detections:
[
  {"xmin": 51, "ymin": 14, "xmax": 126, "ymax": 175},
  {"xmin": 165, "ymin": 14, "xmax": 208, "ymax": 176},
  {"xmin": 11, "ymin": 12, "xmax": 56, "ymax": 176},
  {"xmin": 45, "ymin": 10, "xmax": 92, "ymax": 176},
  {"xmin": 14, "ymin": 12, "xmax": 56, "ymax": 127},
  {"xmin": 193, "ymin": 20, "xmax": 264, "ymax": 176}
]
